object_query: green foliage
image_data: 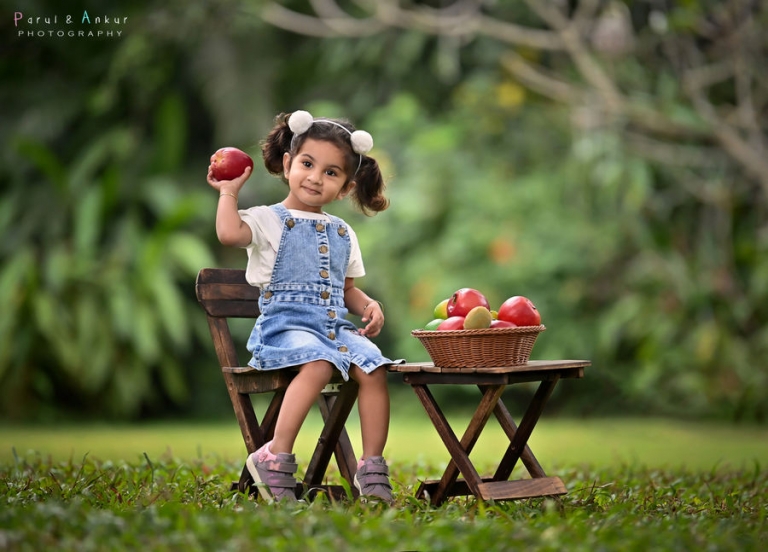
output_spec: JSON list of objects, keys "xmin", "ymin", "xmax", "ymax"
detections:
[
  {"xmin": 0, "ymin": 128, "xmax": 215, "ymax": 419},
  {"xmin": 1, "ymin": 453, "xmax": 765, "ymax": 551},
  {"xmin": 0, "ymin": 2, "xmax": 221, "ymax": 419},
  {"xmin": 3, "ymin": 0, "xmax": 767, "ymax": 422}
]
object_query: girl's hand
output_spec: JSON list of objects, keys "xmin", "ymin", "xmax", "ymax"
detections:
[
  {"xmin": 359, "ymin": 301, "xmax": 384, "ymax": 338},
  {"xmin": 207, "ymin": 165, "xmax": 252, "ymax": 194}
]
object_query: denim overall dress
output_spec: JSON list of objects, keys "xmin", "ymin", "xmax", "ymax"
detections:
[{"xmin": 246, "ymin": 204, "xmax": 396, "ymax": 380}]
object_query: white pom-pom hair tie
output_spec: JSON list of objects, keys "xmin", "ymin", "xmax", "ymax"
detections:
[
  {"xmin": 349, "ymin": 130, "xmax": 373, "ymax": 155},
  {"xmin": 288, "ymin": 110, "xmax": 314, "ymax": 135},
  {"xmin": 288, "ymin": 110, "xmax": 373, "ymax": 173}
]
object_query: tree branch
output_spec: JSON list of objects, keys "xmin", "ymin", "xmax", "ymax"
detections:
[
  {"xmin": 261, "ymin": 0, "xmax": 768, "ymax": 187},
  {"xmin": 624, "ymin": 131, "xmax": 726, "ymax": 169},
  {"xmin": 687, "ymin": 86, "xmax": 768, "ymax": 191},
  {"xmin": 522, "ymin": 0, "xmax": 623, "ymax": 111},
  {"xmin": 500, "ymin": 51, "xmax": 583, "ymax": 104},
  {"xmin": 261, "ymin": 2, "xmax": 384, "ymax": 37}
]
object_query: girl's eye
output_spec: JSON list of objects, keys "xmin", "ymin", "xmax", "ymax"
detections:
[
  {"xmin": 326, "ymin": 169, "xmax": 337, "ymax": 177},
  {"xmin": 302, "ymin": 161, "xmax": 312, "ymax": 168}
]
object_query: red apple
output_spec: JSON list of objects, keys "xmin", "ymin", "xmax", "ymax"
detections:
[
  {"xmin": 210, "ymin": 147, "xmax": 254, "ymax": 181},
  {"xmin": 446, "ymin": 288, "xmax": 490, "ymax": 318},
  {"xmin": 497, "ymin": 296, "xmax": 541, "ymax": 326},
  {"xmin": 490, "ymin": 319, "xmax": 517, "ymax": 329},
  {"xmin": 437, "ymin": 316, "xmax": 466, "ymax": 330}
]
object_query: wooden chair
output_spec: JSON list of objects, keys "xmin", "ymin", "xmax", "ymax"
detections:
[{"xmin": 195, "ymin": 267, "xmax": 360, "ymax": 500}]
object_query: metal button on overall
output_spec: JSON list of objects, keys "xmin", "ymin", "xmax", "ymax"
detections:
[
  {"xmin": 320, "ymin": 291, "xmax": 330, "ymax": 300},
  {"xmin": 338, "ymin": 346, "xmax": 348, "ymax": 353},
  {"xmin": 320, "ymin": 269, "xmax": 329, "ymax": 279},
  {"xmin": 263, "ymin": 291, "xmax": 273, "ymax": 299},
  {"xmin": 286, "ymin": 219, "xmax": 295, "ymax": 228},
  {"xmin": 327, "ymin": 332, "xmax": 336, "ymax": 340},
  {"xmin": 316, "ymin": 223, "xmax": 325, "ymax": 232},
  {"xmin": 319, "ymin": 245, "xmax": 328, "ymax": 254},
  {"xmin": 338, "ymin": 227, "xmax": 346, "ymax": 236},
  {"xmin": 327, "ymin": 310, "xmax": 336, "ymax": 319}
]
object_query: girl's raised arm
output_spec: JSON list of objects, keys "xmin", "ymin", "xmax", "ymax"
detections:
[{"xmin": 208, "ymin": 165, "xmax": 253, "ymax": 247}]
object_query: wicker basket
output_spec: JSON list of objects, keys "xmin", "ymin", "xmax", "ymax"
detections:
[{"xmin": 411, "ymin": 325, "xmax": 546, "ymax": 368}]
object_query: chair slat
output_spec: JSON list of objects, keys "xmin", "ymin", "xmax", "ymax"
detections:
[
  {"xmin": 200, "ymin": 299, "xmax": 260, "ymax": 318},
  {"xmin": 197, "ymin": 283, "xmax": 260, "ymax": 302},
  {"xmin": 196, "ymin": 267, "xmax": 250, "ymax": 285}
]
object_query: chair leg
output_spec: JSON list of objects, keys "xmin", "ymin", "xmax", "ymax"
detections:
[
  {"xmin": 233, "ymin": 462, "xmax": 254, "ymax": 495},
  {"xmin": 304, "ymin": 381, "xmax": 360, "ymax": 490},
  {"xmin": 317, "ymin": 393, "xmax": 359, "ymax": 488}
]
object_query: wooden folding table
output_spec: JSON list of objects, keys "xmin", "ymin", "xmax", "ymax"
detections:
[{"xmin": 388, "ymin": 360, "xmax": 590, "ymax": 505}]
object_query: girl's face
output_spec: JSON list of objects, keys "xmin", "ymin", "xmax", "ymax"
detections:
[{"xmin": 282, "ymin": 138, "xmax": 354, "ymax": 213}]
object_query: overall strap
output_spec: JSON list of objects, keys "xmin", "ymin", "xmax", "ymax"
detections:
[
  {"xmin": 270, "ymin": 203, "xmax": 291, "ymax": 221},
  {"xmin": 325, "ymin": 213, "xmax": 345, "ymax": 227}
]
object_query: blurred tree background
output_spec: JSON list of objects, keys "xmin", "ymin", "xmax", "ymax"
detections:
[{"xmin": 1, "ymin": 0, "xmax": 766, "ymax": 423}]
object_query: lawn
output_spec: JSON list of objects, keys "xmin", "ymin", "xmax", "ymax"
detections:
[
  {"xmin": 2, "ymin": 411, "xmax": 766, "ymax": 472},
  {"xmin": 1, "ymin": 415, "xmax": 766, "ymax": 551}
]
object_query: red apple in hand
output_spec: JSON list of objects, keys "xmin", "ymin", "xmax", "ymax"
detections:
[
  {"xmin": 210, "ymin": 147, "xmax": 254, "ymax": 181},
  {"xmin": 497, "ymin": 296, "xmax": 541, "ymax": 326},
  {"xmin": 446, "ymin": 288, "xmax": 491, "ymax": 318}
]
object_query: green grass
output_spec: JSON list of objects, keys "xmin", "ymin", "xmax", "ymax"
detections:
[
  {"xmin": 1, "ymin": 416, "xmax": 766, "ymax": 550},
  {"xmin": 1, "ymin": 451, "xmax": 765, "ymax": 551},
  {"xmin": 2, "ymin": 413, "xmax": 766, "ymax": 471}
]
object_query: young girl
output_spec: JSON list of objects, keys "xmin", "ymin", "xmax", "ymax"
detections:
[{"xmin": 207, "ymin": 110, "xmax": 399, "ymax": 503}]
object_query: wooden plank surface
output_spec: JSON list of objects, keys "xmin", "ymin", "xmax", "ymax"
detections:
[
  {"xmin": 400, "ymin": 368, "xmax": 583, "ymax": 386},
  {"xmin": 418, "ymin": 476, "xmax": 567, "ymax": 502},
  {"xmin": 388, "ymin": 359, "xmax": 590, "ymax": 374},
  {"xmin": 196, "ymin": 282, "xmax": 260, "ymax": 302},
  {"xmin": 477, "ymin": 476, "xmax": 567, "ymax": 500}
]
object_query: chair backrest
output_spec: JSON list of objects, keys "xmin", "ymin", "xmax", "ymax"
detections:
[
  {"xmin": 196, "ymin": 267, "xmax": 260, "ymax": 319},
  {"xmin": 196, "ymin": 267, "xmax": 262, "ymax": 371}
]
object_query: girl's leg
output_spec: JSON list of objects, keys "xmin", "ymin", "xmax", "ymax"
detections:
[
  {"xmin": 270, "ymin": 360, "xmax": 334, "ymax": 454},
  {"xmin": 349, "ymin": 365, "xmax": 390, "ymax": 458}
]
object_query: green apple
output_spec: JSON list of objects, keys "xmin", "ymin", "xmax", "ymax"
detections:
[{"xmin": 423, "ymin": 319, "xmax": 443, "ymax": 331}]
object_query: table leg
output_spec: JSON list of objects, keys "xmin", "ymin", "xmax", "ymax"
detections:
[
  {"xmin": 494, "ymin": 376, "xmax": 560, "ymax": 481},
  {"xmin": 412, "ymin": 383, "xmax": 505, "ymax": 505},
  {"xmin": 491, "ymin": 396, "xmax": 546, "ymax": 479}
]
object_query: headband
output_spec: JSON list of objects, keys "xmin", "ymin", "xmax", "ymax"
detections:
[{"xmin": 288, "ymin": 110, "xmax": 373, "ymax": 174}]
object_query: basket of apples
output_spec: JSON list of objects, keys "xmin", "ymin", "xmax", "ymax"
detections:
[{"xmin": 412, "ymin": 288, "xmax": 545, "ymax": 368}]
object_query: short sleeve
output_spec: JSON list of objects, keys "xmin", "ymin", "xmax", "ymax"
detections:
[{"xmin": 346, "ymin": 224, "xmax": 365, "ymax": 278}]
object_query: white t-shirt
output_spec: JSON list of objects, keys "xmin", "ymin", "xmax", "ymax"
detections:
[{"xmin": 239, "ymin": 205, "xmax": 365, "ymax": 288}]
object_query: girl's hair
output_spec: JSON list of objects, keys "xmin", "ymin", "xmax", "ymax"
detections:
[{"xmin": 261, "ymin": 112, "xmax": 389, "ymax": 215}]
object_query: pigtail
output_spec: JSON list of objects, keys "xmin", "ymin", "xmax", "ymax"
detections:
[
  {"xmin": 351, "ymin": 156, "xmax": 390, "ymax": 215},
  {"xmin": 260, "ymin": 113, "xmax": 293, "ymax": 175}
]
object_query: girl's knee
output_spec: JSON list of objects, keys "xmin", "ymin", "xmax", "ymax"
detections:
[
  {"xmin": 351, "ymin": 365, "xmax": 388, "ymax": 386},
  {"xmin": 298, "ymin": 360, "xmax": 335, "ymax": 384}
]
